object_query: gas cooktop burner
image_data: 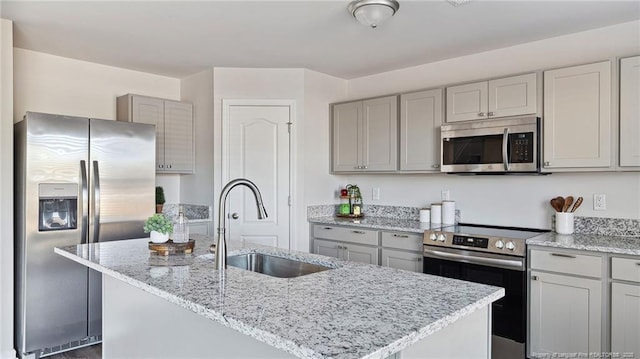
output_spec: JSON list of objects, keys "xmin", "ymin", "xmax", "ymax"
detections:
[{"xmin": 424, "ymin": 223, "xmax": 548, "ymax": 257}]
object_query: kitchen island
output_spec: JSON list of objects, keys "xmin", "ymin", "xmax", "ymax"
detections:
[{"xmin": 55, "ymin": 234, "xmax": 504, "ymax": 359}]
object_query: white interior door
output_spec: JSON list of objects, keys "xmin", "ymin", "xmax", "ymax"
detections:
[{"xmin": 224, "ymin": 102, "xmax": 291, "ymax": 249}]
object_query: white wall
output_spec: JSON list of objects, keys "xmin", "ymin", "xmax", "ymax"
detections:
[
  {"xmin": 12, "ymin": 48, "xmax": 183, "ymax": 203},
  {"xmin": 0, "ymin": 18, "xmax": 15, "ymax": 359},
  {"xmin": 212, "ymin": 68, "xmax": 347, "ymax": 251},
  {"xmin": 302, "ymin": 69, "xmax": 347, "ymax": 205},
  {"xmin": 180, "ymin": 69, "xmax": 215, "ymax": 233},
  {"xmin": 347, "ymin": 20, "xmax": 640, "ymax": 98},
  {"xmin": 339, "ymin": 20, "xmax": 640, "ymax": 229},
  {"xmin": 13, "ymin": 48, "xmax": 180, "ymax": 122}
]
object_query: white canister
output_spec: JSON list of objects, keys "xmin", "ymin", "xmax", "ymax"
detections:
[
  {"xmin": 430, "ymin": 203, "xmax": 442, "ymax": 224},
  {"xmin": 555, "ymin": 212, "xmax": 574, "ymax": 235},
  {"xmin": 419, "ymin": 208, "xmax": 431, "ymax": 223},
  {"xmin": 442, "ymin": 200, "xmax": 456, "ymax": 225}
]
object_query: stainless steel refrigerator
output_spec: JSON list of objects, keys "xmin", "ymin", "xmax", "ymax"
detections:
[{"xmin": 14, "ymin": 112, "xmax": 155, "ymax": 358}]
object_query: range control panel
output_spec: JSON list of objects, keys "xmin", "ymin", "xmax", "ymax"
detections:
[
  {"xmin": 452, "ymin": 235, "xmax": 489, "ymax": 248},
  {"xmin": 423, "ymin": 231, "xmax": 526, "ymax": 257}
]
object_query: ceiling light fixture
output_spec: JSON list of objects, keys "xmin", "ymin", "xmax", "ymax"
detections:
[{"xmin": 348, "ymin": 0, "xmax": 400, "ymax": 29}]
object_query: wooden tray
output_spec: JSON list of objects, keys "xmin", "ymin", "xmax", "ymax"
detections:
[
  {"xmin": 335, "ymin": 213, "xmax": 365, "ymax": 219},
  {"xmin": 148, "ymin": 239, "xmax": 195, "ymax": 256}
]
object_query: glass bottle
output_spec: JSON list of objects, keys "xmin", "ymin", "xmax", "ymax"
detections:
[{"xmin": 173, "ymin": 208, "xmax": 189, "ymax": 243}]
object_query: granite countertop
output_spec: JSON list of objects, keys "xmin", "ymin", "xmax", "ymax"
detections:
[
  {"xmin": 527, "ymin": 232, "xmax": 640, "ymax": 256},
  {"xmin": 55, "ymin": 235, "xmax": 504, "ymax": 359},
  {"xmin": 308, "ymin": 216, "xmax": 454, "ymax": 234}
]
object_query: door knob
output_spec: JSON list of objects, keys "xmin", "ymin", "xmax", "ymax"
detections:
[{"xmin": 231, "ymin": 212, "xmax": 239, "ymax": 220}]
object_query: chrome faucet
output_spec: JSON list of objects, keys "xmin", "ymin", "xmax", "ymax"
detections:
[{"xmin": 215, "ymin": 178, "xmax": 268, "ymax": 270}]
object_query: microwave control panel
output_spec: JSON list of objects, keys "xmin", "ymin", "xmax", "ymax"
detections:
[{"xmin": 509, "ymin": 133, "xmax": 533, "ymax": 163}]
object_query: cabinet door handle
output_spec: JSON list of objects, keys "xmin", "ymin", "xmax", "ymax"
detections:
[
  {"xmin": 393, "ymin": 234, "xmax": 409, "ymax": 238},
  {"xmin": 353, "ymin": 230, "xmax": 366, "ymax": 234},
  {"xmin": 531, "ymin": 275, "xmax": 538, "ymax": 281},
  {"xmin": 544, "ymin": 161, "xmax": 550, "ymax": 166},
  {"xmin": 550, "ymin": 253, "xmax": 576, "ymax": 259},
  {"xmin": 159, "ymin": 164, "xmax": 164, "ymax": 169},
  {"xmin": 167, "ymin": 164, "xmax": 172, "ymax": 169},
  {"xmin": 414, "ymin": 258, "xmax": 422, "ymax": 262},
  {"xmin": 478, "ymin": 112, "xmax": 486, "ymax": 117},
  {"xmin": 488, "ymin": 111, "xmax": 495, "ymax": 116},
  {"xmin": 343, "ymin": 246, "xmax": 348, "ymax": 250},
  {"xmin": 362, "ymin": 166, "xmax": 368, "ymax": 169},
  {"xmin": 323, "ymin": 227, "xmax": 333, "ymax": 230},
  {"xmin": 432, "ymin": 164, "xmax": 440, "ymax": 168},
  {"xmin": 336, "ymin": 245, "xmax": 343, "ymax": 249},
  {"xmin": 635, "ymin": 263, "xmax": 640, "ymax": 266}
]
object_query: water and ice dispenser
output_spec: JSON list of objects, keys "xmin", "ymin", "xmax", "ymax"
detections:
[{"xmin": 38, "ymin": 183, "xmax": 78, "ymax": 231}]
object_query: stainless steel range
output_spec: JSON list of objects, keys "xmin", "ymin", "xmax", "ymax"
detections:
[{"xmin": 423, "ymin": 224, "xmax": 547, "ymax": 359}]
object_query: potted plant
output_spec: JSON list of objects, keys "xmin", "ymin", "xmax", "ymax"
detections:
[
  {"xmin": 144, "ymin": 213, "xmax": 173, "ymax": 243},
  {"xmin": 155, "ymin": 186, "xmax": 165, "ymax": 213}
]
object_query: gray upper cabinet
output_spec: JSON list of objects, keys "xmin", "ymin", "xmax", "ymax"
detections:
[
  {"xmin": 543, "ymin": 61, "xmax": 611, "ymax": 171},
  {"xmin": 446, "ymin": 73, "xmax": 537, "ymax": 123},
  {"xmin": 331, "ymin": 96, "xmax": 398, "ymax": 172},
  {"xmin": 117, "ymin": 94, "xmax": 194, "ymax": 174},
  {"xmin": 619, "ymin": 56, "xmax": 640, "ymax": 168},
  {"xmin": 399, "ymin": 89, "xmax": 443, "ymax": 172}
]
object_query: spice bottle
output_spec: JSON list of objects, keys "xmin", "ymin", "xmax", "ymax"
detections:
[{"xmin": 173, "ymin": 208, "xmax": 189, "ymax": 243}]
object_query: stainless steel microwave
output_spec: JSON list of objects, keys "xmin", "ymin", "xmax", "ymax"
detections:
[{"xmin": 440, "ymin": 116, "xmax": 540, "ymax": 174}]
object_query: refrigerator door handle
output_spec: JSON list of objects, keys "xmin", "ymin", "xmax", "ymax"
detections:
[
  {"xmin": 80, "ymin": 160, "xmax": 88, "ymax": 244},
  {"xmin": 92, "ymin": 160, "xmax": 101, "ymax": 243}
]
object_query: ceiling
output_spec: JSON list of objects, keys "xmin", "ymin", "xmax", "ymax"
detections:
[{"xmin": 1, "ymin": 1, "xmax": 639, "ymax": 80}]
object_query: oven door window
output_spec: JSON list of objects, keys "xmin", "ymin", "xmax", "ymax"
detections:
[
  {"xmin": 442, "ymin": 134, "xmax": 504, "ymax": 165},
  {"xmin": 424, "ymin": 257, "xmax": 525, "ymax": 343}
]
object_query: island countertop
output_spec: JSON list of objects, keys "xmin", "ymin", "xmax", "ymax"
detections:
[{"xmin": 55, "ymin": 235, "xmax": 504, "ymax": 359}]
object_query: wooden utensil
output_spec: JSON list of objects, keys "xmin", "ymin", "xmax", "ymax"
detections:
[
  {"xmin": 570, "ymin": 197, "xmax": 584, "ymax": 213},
  {"xmin": 562, "ymin": 196, "xmax": 574, "ymax": 212},
  {"xmin": 550, "ymin": 197, "xmax": 565, "ymax": 212}
]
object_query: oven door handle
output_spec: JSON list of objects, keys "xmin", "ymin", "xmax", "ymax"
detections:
[
  {"xmin": 502, "ymin": 127, "xmax": 510, "ymax": 171},
  {"xmin": 423, "ymin": 248, "xmax": 524, "ymax": 271}
]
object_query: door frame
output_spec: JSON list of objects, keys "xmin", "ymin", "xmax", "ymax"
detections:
[{"xmin": 221, "ymin": 99, "xmax": 296, "ymax": 250}]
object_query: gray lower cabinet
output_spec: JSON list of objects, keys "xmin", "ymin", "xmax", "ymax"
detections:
[
  {"xmin": 528, "ymin": 248, "xmax": 603, "ymax": 358},
  {"xmin": 312, "ymin": 225, "xmax": 425, "ymax": 269},
  {"xmin": 313, "ymin": 239, "xmax": 379, "ymax": 265},
  {"xmin": 381, "ymin": 231, "xmax": 424, "ymax": 272},
  {"xmin": 610, "ymin": 256, "xmax": 640, "ymax": 357},
  {"xmin": 381, "ymin": 249, "xmax": 423, "ymax": 272},
  {"xmin": 312, "ymin": 225, "xmax": 380, "ymax": 265}
]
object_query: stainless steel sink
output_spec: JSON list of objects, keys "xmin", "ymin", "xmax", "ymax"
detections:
[{"xmin": 227, "ymin": 253, "xmax": 332, "ymax": 278}]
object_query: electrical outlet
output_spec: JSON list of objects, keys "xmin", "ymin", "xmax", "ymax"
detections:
[
  {"xmin": 441, "ymin": 190, "xmax": 450, "ymax": 201},
  {"xmin": 372, "ymin": 187, "xmax": 380, "ymax": 201},
  {"xmin": 593, "ymin": 194, "xmax": 606, "ymax": 211}
]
